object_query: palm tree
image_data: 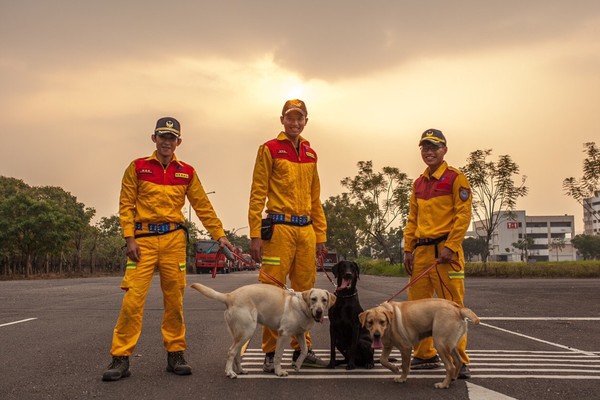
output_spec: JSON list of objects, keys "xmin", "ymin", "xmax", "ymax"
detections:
[{"xmin": 549, "ymin": 238, "xmax": 566, "ymax": 261}]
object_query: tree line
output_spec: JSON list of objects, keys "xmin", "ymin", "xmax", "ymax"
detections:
[{"xmin": 1, "ymin": 143, "xmax": 598, "ymax": 278}]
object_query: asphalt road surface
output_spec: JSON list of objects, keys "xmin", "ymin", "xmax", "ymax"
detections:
[{"xmin": 1, "ymin": 272, "xmax": 598, "ymax": 400}]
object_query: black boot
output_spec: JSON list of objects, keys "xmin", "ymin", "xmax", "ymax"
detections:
[
  {"xmin": 167, "ymin": 351, "xmax": 192, "ymax": 375},
  {"xmin": 102, "ymin": 356, "xmax": 131, "ymax": 381}
]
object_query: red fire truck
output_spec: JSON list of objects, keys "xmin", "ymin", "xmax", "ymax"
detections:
[{"xmin": 194, "ymin": 240, "xmax": 231, "ymax": 274}]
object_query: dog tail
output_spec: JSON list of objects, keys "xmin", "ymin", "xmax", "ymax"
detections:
[
  {"xmin": 190, "ymin": 283, "xmax": 229, "ymax": 305},
  {"xmin": 460, "ymin": 308, "xmax": 480, "ymax": 325}
]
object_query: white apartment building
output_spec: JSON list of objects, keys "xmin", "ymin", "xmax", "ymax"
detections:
[
  {"xmin": 583, "ymin": 191, "xmax": 600, "ymax": 235},
  {"xmin": 472, "ymin": 210, "xmax": 576, "ymax": 262}
]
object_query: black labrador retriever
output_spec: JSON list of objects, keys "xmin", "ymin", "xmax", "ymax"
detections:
[{"xmin": 328, "ymin": 261, "xmax": 375, "ymax": 369}]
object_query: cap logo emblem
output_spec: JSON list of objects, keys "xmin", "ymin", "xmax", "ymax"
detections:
[{"xmin": 166, "ymin": 121, "xmax": 174, "ymax": 128}]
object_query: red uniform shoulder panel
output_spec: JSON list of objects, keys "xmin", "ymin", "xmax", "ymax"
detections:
[
  {"xmin": 265, "ymin": 139, "xmax": 317, "ymax": 163},
  {"xmin": 414, "ymin": 168, "xmax": 459, "ymax": 200},
  {"xmin": 133, "ymin": 158, "xmax": 194, "ymax": 186}
]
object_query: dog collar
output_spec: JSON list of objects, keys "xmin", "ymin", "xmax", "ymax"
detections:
[{"xmin": 334, "ymin": 291, "xmax": 358, "ymax": 299}]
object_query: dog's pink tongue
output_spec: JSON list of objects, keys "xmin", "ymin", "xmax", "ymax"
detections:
[
  {"xmin": 371, "ymin": 337, "xmax": 383, "ymax": 349},
  {"xmin": 336, "ymin": 278, "xmax": 351, "ymax": 291}
]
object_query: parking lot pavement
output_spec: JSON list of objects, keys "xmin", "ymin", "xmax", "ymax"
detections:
[{"xmin": 0, "ymin": 273, "xmax": 598, "ymax": 399}]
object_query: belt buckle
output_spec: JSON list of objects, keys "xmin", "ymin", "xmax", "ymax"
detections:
[{"xmin": 291, "ymin": 215, "xmax": 308, "ymax": 226}]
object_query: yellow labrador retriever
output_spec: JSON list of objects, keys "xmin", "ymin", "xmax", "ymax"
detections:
[
  {"xmin": 190, "ymin": 283, "xmax": 335, "ymax": 378},
  {"xmin": 359, "ymin": 299, "xmax": 479, "ymax": 389}
]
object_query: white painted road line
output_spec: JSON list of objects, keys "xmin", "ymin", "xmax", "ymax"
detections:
[
  {"xmin": 235, "ymin": 348, "xmax": 600, "ymax": 380},
  {"xmin": 0, "ymin": 318, "xmax": 37, "ymax": 328},
  {"xmin": 467, "ymin": 382, "xmax": 518, "ymax": 400},
  {"xmin": 479, "ymin": 322, "xmax": 597, "ymax": 356}
]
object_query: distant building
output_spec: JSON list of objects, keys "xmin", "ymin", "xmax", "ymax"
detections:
[
  {"xmin": 472, "ymin": 210, "xmax": 576, "ymax": 262},
  {"xmin": 583, "ymin": 191, "xmax": 600, "ymax": 235}
]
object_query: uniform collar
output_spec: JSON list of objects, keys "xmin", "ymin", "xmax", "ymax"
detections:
[
  {"xmin": 422, "ymin": 160, "xmax": 448, "ymax": 180},
  {"xmin": 276, "ymin": 131, "xmax": 310, "ymax": 147},
  {"xmin": 148, "ymin": 151, "xmax": 183, "ymax": 167}
]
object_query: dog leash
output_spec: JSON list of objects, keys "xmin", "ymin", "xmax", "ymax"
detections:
[
  {"xmin": 317, "ymin": 253, "xmax": 338, "ymax": 289},
  {"xmin": 212, "ymin": 248, "xmax": 290, "ymax": 290},
  {"xmin": 258, "ymin": 269, "xmax": 292, "ymax": 291},
  {"xmin": 385, "ymin": 260, "xmax": 462, "ymax": 303}
]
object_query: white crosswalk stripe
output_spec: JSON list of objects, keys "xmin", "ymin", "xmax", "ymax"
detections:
[{"xmin": 235, "ymin": 349, "xmax": 600, "ymax": 379}]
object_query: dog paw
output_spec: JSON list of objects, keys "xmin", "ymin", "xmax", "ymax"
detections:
[
  {"xmin": 275, "ymin": 369, "xmax": 289, "ymax": 377},
  {"xmin": 226, "ymin": 371, "xmax": 238, "ymax": 379},
  {"xmin": 434, "ymin": 382, "xmax": 450, "ymax": 389},
  {"xmin": 393, "ymin": 377, "xmax": 407, "ymax": 383}
]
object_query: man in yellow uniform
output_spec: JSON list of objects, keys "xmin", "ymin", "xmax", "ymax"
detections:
[
  {"xmin": 403, "ymin": 128, "xmax": 473, "ymax": 379},
  {"xmin": 248, "ymin": 99, "xmax": 328, "ymax": 372},
  {"xmin": 102, "ymin": 117, "xmax": 234, "ymax": 381}
]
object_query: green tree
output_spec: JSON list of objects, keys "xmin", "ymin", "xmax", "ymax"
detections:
[
  {"xmin": 91, "ymin": 215, "xmax": 125, "ymax": 273},
  {"xmin": 549, "ymin": 237, "xmax": 566, "ymax": 261},
  {"xmin": 341, "ymin": 161, "xmax": 412, "ymax": 264},
  {"xmin": 462, "ymin": 236, "xmax": 487, "ymax": 261},
  {"xmin": 461, "ymin": 150, "xmax": 528, "ymax": 262},
  {"xmin": 512, "ymin": 237, "xmax": 534, "ymax": 262},
  {"xmin": 571, "ymin": 234, "xmax": 600, "ymax": 260},
  {"xmin": 0, "ymin": 190, "xmax": 71, "ymax": 276},
  {"xmin": 563, "ymin": 142, "xmax": 600, "ymax": 226},
  {"xmin": 33, "ymin": 185, "xmax": 93, "ymax": 273},
  {"xmin": 323, "ymin": 193, "xmax": 366, "ymax": 259}
]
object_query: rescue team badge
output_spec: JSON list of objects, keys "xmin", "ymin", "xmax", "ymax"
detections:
[{"xmin": 459, "ymin": 187, "xmax": 470, "ymax": 201}]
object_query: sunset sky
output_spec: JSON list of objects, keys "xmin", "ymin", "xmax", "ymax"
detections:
[{"xmin": 2, "ymin": 1, "xmax": 599, "ymax": 235}]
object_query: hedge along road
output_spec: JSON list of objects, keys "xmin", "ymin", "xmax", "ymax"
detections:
[{"xmin": 0, "ymin": 273, "xmax": 598, "ymax": 400}]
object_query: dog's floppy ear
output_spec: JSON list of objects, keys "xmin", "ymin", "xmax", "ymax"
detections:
[
  {"xmin": 302, "ymin": 289, "xmax": 311, "ymax": 305},
  {"xmin": 358, "ymin": 310, "xmax": 368, "ymax": 327},
  {"xmin": 332, "ymin": 262, "xmax": 341, "ymax": 278},
  {"xmin": 380, "ymin": 303, "xmax": 394, "ymax": 322},
  {"xmin": 327, "ymin": 291, "xmax": 336, "ymax": 308}
]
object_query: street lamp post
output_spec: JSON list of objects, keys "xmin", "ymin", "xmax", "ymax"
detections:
[{"xmin": 232, "ymin": 226, "xmax": 248, "ymax": 235}]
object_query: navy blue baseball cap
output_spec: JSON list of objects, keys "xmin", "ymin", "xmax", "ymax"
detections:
[{"xmin": 419, "ymin": 129, "xmax": 446, "ymax": 146}]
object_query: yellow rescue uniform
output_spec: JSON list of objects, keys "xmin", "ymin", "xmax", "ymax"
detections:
[
  {"xmin": 111, "ymin": 151, "xmax": 225, "ymax": 356},
  {"xmin": 248, "ymin": 132, "xmax": 327, "ymax": 353},
  {"xmin": 403, "ymin": 161, "xmax": 472, "ymax": 363}
]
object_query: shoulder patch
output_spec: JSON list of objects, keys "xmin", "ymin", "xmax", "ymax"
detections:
[{"xmin": 459, "ymin": 187, "xmax": 470, "ymax": 201}]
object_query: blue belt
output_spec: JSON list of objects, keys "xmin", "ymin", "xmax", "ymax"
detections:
[
  {"xmin": 135, "ymin": 222, "xmax": 182, "ymax": 233},
  {"xmin": 268, "ymin": 214, "xmax": 312, "ymax": 227}
]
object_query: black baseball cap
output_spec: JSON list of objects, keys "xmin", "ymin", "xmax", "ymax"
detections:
[{"xmin": 155, "ymin": 117, "xmax": 181, "ymax": 138}]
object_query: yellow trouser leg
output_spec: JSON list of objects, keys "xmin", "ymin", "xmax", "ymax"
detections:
[
  {"xmin": 408, "ymin": 243, "xmax": 469, "ymax": 363},
  {"xmin": 110, "ymin": 230, "xmax": 187, "ymax": 356},
  {"xmin": 260, "ymin": 224, "xmax": 316, "ymax": 353},
  {"xmin": 158, "ymin": 231, "xmax": 187, "ymax": 352}
]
